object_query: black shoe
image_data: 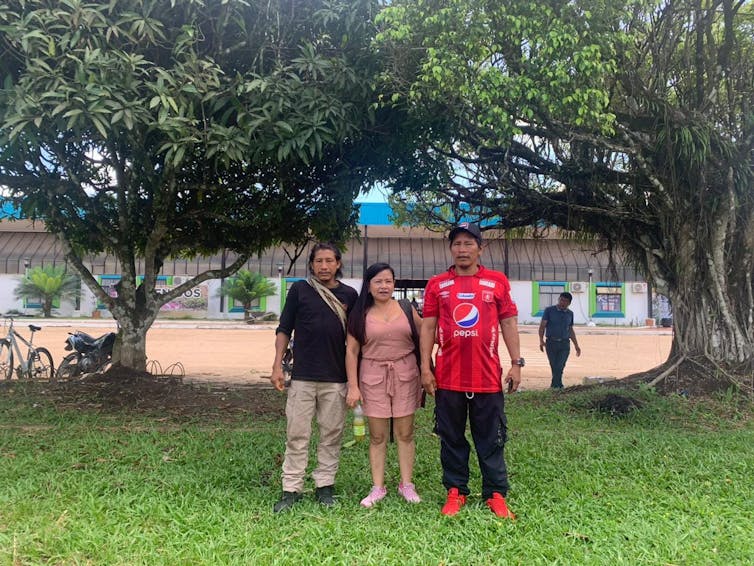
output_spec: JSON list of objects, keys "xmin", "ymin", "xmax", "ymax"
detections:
[
  {"xmin": 315, "ymin": 485, "xmax": 336, "ymax": 507},
  {"xmin": 273, "ymin": 491, "xmax": 303, "ymax": 513}
]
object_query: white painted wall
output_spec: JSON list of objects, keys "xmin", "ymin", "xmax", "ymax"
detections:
[
  {"xmin": 511, "ymin": 281, "xmax": 651, "ymax": 326},
  {"xmin": 0, "ymin": 275, "xmax": 24, "ymax": 314},
  {"xmin": 341, "ymin": 278, "xmax": 363, "ymax": 295}
]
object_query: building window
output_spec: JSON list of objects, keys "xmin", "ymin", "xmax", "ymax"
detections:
[
  {"xmin": 23, "ymin": 296, "xmax": 44, "ymax": 310},
  {"xmin": 532, "ymin": 282, "xmax": 567, "ymax": 316},
  {"xmin": 230, "ymin": 296, "xmax": 265, "ymax": 313},
  {"xmin": 591, "ymin": 283, "xmax": 625, "ymax": 318}
]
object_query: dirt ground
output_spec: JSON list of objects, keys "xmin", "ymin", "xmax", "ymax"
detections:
[
  {"xmin": 32, "ymin": 321, "xmax": 673, "ymax": 389},
  {"xmin": 3, "ymin": 320, "xmax": 675, "ymax": 418}
]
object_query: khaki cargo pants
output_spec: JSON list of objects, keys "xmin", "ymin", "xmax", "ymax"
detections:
[{"xmin": 281, "ymin": 380, "xmax": 347, "ymax": 493}]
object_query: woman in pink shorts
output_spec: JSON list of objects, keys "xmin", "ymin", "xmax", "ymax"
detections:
[{"xmin": 346, "ymin": 262, "xmax": 423, "ymax": 507}]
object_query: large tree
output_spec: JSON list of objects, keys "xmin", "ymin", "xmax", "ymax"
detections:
[
  {"xmin": 0, "ymin": 0, "xmax": 381, "ymax": 370},
  {"xmin": 377, "ymin": 0, "xmax": 754, "ymax": 386}
]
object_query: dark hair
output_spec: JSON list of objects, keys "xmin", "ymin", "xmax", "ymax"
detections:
[
  {"xmin": 347, "ymin": 262, "xmax": 395, "ymax": 344},
  {"xmin": 560, "ymin": 292, "xmax": 573, "ymax": 302},
  {"xmin": 308, "ymin": 242, "xmax": 343, "ymax": 279}
]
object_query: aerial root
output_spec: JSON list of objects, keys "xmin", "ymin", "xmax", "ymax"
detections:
[{"xmin": 647, "ymin": 355, "xmax": 686, "ymax": 388}]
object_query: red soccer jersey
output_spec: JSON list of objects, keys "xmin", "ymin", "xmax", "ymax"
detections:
[{"xmin": 423, "ymin": 265, "xmax": 518, "ymax": 393}]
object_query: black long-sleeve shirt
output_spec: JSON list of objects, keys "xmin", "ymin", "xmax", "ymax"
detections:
[{"xmin": 275, "ymin": 280, "xmax": 358, "ymax": 382}]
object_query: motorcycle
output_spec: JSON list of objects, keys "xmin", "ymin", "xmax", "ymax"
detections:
[
  {"xmin": 282, "ymin": 338, "xmax": 294, "ymax": 387},
  {"xmin": 55, "ymin": 330, "xmax": 117, "ymax": 380}
]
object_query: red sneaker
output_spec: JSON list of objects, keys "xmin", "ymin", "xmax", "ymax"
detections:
[
  {"xmin": 486, "ymin": 492, "xmax": 515, "ymax": 519},
  {"xmin": 441, "ymin": 488, "xmax": 467, "ymax": 516}
]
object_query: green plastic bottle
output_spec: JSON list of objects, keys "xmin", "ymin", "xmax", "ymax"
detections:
[{"xmin": 353, "ymin": 404, "xmax": 366, "ymax": 442}]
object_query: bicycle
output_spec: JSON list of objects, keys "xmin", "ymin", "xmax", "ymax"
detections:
[{"xmin": 0, "ymin": 317, "xmax": 55, "ymax": 381}]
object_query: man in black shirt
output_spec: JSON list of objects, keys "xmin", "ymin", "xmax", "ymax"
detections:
[{"xmin": 271, "ymin": 243, "xmax": 358, "ymax": 512}]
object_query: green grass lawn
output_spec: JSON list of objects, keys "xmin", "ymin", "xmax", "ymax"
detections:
[{"xmin": 1, "ymin": 386, "xmax": 753, "ymax": 565}]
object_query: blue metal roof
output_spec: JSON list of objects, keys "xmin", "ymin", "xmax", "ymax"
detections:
[
  {"xmin": 357, "ymin": 202, "xmax": 394, "ymax": 226},
  {"xmin": 0, "ymin": 201, "xmax": 21, "ymax": 219},
  {"xmin": 357, "ymin": 201, "xmax": 500, "ymax": 228},
  {"xmin": 1, "ymin": 199, "xmax": 487, "ymax": 228},
  {"xmin": 0, "ymin": 200, "xmax": 397, "ymax": 226}
]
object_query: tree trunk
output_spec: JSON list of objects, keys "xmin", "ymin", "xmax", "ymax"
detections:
[
  {"xmin": 668, "ymin": 265, "xmax": 754, "ymax": 366},
  {"xmin": 113, "ymin": 320, "xmax": 151, "ymax": 371},
  {"xmin": 670, "ymin": 289, "xmax": 753, "ymax": 364},
  {"xmin": 640, "ymin": 179, "xmax": 754, "ymax": 370},
  {"xmin": 108, "ymin": 293, "xmax": 159, "ymax": 373}
]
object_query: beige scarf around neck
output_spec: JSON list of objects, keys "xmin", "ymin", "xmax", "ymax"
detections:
[{"xmin": 306, "ymin": 276, "xmax": 347, "ymax": 333}]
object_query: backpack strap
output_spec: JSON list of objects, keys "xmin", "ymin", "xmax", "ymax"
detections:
[
  {"xmin": 398, "ymin": 298, "xmax": 420, "ymax": 363},
  {"xmin": 398, "ymin": 298, "xmax": 427, "ymax": 409},
  {"xmin": 398, "ymin": 299, "xmax": 418, "ymax": 340}
]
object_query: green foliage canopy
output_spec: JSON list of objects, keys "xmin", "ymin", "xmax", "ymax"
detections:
[
  {"xmin": 0, "ymin": 0, "xmax": 378, "ymax": 261},
  {"xmin": 0, "ymin": 0, "xmax": 383, "ymax": 368},
  {"xmin": 377, "ymin": 0, "xmax": 754, "ymax": 367},
  {"xmin": 375, "ymin": 0, "xmax": 626, "ymax": 226}
]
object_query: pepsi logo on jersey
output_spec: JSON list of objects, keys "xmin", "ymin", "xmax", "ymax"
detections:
[{"xmin": 452, "ymin": 303, "xmax": 480, "ymax": 337}]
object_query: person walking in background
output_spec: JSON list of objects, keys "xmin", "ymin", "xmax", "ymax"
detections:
[
  {"xmin": 345, "ymin": 262, "xmax": 423, "ymax": 508},
  {"xmin": 538, "ymin": 292, "xmax": 581, "ymax": 389},
  {"xmin": 270, "ymin": 243, "xmax": 358, "ymax": 512},
  {"xmin": 420, "ymin": 222, "xmax": 521, "ymax": 519}
]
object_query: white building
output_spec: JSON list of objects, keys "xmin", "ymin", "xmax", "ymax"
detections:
[{"xmin": 0, "ymin": 203, "xmax": 659, "ymax": 325}]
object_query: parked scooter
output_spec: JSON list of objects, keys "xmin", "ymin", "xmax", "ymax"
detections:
[{"xmin": 55, "ymin": 330, "xmax": 117, "ymax": 380}]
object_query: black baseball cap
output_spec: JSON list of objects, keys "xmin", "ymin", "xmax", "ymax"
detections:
[{"xmin": 448, "ymin": 222, "xmax": 482, "ymax": 244}]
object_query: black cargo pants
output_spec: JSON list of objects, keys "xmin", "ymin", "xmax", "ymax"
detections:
[{"xmin": 435, "ymin": 388, "xmax": 509, "ymax": 499}]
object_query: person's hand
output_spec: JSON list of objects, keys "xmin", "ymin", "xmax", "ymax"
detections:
[
  {"xmin": 539, "ymin": 341, "xmax": 545, "ymax": 352},
  {"xmin": 270, "ymin": 366, "xmax": 285, "ymax": 392},
  {"xmin": 504, "ymin": 364, "xmax": 522, "ymax": 393},
  {"xmin": 575, "ymin": 346, "xmax": 581, "ymax": 357},
  {"xmin": 346, "ymin": 385, "xmax": 362, "ymax": 408},
  {"xmin": 421, "ymin": 367, "xmax": 436, "ymax": 397}
]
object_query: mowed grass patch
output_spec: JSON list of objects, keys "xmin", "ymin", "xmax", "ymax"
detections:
[{"xmin": 1, "ymin": 386, "xmax": 753, "ymax": 565}]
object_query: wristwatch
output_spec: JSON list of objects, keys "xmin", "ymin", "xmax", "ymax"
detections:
[{"xmin": 511, "ymin": 357, "xmax": 525, "ymax": 367}]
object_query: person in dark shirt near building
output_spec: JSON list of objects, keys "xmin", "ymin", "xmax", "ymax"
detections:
[
  {"xmin": 538, "ymin": 292, "xmax": 581, "ymax": 389},
  {"xmin": 270, "ymin": 243, "xmax": 358, "ymax": 512},
  {"xmin": 420, "ymin": 222, "xmax": 521, "ymax": 519}
]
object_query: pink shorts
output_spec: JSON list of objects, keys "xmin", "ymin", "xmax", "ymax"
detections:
[{"xmin": 360, "ymin": 354, "xmax": 422, "ymax": 419}]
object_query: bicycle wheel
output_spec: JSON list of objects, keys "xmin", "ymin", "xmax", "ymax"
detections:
[
  {"xmin": 55, "ymin": 353, "xmax": 81, "ymax": 381},
  {"xmin": 0, "ymin": 339, "xmax": 13, "ymax": 380},
  {"xmin": 27, "ymin": 347, "xmax": 54, "ymax": 380}
]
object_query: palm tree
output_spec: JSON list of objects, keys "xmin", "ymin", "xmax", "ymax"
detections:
[
  {"xmin": 14, "ymin": 266, "xmax": 81, "ymax": 317},
  {"xmin": 217, "ymin": 270, "xmax": 277, "ymax": 321}
]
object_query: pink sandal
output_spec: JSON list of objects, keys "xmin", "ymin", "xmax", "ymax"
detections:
[
  {"xmin": 398, "ymin": 482, "xmax": 421, "ymax": 503},
  {"xmin": 360, "ymin": 486, "xmax": 387, "ymax": 508}
]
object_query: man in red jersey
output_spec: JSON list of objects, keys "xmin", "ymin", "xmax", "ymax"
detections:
[{"xmin": 420, "ymin": 222, "xmax": 522, "ymax": 518}]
